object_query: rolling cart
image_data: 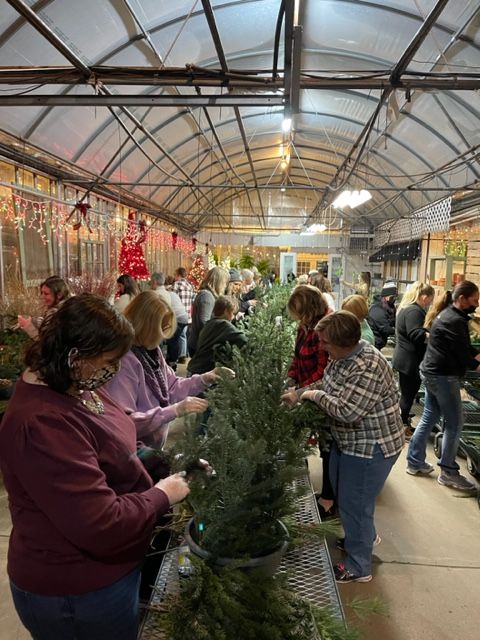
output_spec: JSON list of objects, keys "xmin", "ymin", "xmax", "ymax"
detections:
[{"xmin": 433, "ymin": 373, "xmax": 480, "ymax": 479}]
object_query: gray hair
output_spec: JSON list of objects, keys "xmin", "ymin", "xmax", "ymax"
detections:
[
  {"xmin": 240, "ymin": 268, "xmax": 253, "ymax": 282},
  {"xmin": 151, "ymin": 272, "xmax": 166, "ymax": 286}
]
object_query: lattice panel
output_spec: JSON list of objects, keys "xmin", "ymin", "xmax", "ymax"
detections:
[
  {"xmin": 138, "ymin": 475, "xmax": 344, "ymax": 639},
  {"xmin": 373, "ymin": 197, "xmax": 451, "ymax": 248}
]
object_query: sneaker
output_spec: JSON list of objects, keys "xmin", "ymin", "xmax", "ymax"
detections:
[
  {"xmin": 336, "ymin": 534, "xmax": 381, "ymax": 552},
  {"xmin": 437, "ymin": 471, "xmax": 477, "ymax": 492},
  {"xmin": 334, "ymin": 563, "xmax": 372, "ymax": 583},
  {"xmin": 406, "ymin": 462, "xmax": 435, "ymax": 476}
]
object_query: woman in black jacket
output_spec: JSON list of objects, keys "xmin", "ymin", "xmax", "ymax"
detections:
[{"xmin": 392, "ymin": 283, "xmax": 435, "ymax": 438}]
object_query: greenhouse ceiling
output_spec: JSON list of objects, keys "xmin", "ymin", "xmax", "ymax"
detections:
[{"xmin": 0, "ymin": 0, "xmax": 479, "ymax": 235}]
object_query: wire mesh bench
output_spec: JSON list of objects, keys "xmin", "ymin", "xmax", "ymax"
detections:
[{"xmin": 138, "ymin": 474, "xmax": 344, "ymax": 639}]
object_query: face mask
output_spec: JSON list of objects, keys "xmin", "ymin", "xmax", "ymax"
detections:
[
  {"xmin": 74, "ymin": 362, "xmax": 120, "ymax": 391},
  {"xmin": 464, "ymin": 305, "xmax": 477, "ymax": 315}
]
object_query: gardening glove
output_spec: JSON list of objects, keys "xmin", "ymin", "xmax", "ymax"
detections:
[
  {"xmin": 174, "ymin": 396, "xmax": 209, "ymax": 417},
  {"xmin": 201, "ymin": 367, "xmax": 235, "ymax": 385},
  {"xmin": 155, "ymin": 473, "xmax": 190, "ymax": 505}
]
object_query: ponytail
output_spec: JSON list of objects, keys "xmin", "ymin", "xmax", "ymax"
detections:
[
  {"xmin": 424, "ymin": 290, "xmax": 452, "ymax": 329},
  {"xmin": 398, "ymin": 281, "xmax": 435, "ymax": 310}
]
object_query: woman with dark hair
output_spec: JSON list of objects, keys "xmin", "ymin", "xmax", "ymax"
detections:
[
  {"xmin": 286, "ymin": 285, "xmax": 334, "ymax": 518},
  {"xmin": 115, "ymin": 274, "xmax": 140, "ymax": 312},
  {"xmin": 105, "ymin": 291, "xmax": 229, "ymax": 448},
  {"xmin": 309, "ymin": 272, "xmax": 336, "ymax": 311},
  {"xmin": 392, "ymin": 282, "xmax": 435, "ymax": 438},
  {"xmin": 18, "ymin": 275, "xmax": 71, "ymax": 339},
  {"xmin": 406, "ymin": 280, "xmax": 480, "ymax": 492},
  {"xmin": 0, "ymin": 294, "xmax": 190, "ymax": 640}
]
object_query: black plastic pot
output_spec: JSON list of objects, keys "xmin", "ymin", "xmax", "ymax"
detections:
[
  {"xmin": 0, "ymin": 380, "xmax": 15, "ymax": 400},
  {"xmin": 184, "ymin": 518, "xmax": 289, "ymax": 577}
]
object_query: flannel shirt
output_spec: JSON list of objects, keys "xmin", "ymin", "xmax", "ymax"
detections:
[
  {"xmin": 288, "ymin": 326, "xmax": 329, "ymax": 387},
  {"xmin": 173, "ymin": 279, "xmax": 195, "ymax": 321},
  {"xmin": 310, "ymin": 341, "xmax": 404, "ymax": 459}
]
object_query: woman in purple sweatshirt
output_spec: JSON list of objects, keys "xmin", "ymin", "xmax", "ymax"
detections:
[
  {"xmin": 0, "ymin": 294, "xmax": 190, "ymax": 640},
  {"xmin": 104, "ymin": 291, "xmax": 225, "ymax": 448}
]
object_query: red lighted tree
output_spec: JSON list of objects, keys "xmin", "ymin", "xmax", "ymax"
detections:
[
  {"xmin": 188, "ymin": 254, "xmax": 207, "ymax": 289},
  {"xmin": 118, "ymin": 213, "xmax": 150, "ymax": 281}
]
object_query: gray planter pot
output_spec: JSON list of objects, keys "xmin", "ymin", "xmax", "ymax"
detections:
[{"xmin": 184, "ymin": 518, "xmax": 289, "ymax": 577}]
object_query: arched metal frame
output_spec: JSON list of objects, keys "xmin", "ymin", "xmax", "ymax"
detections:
[{"xmin": 0, "ymin": 0, "xmax": 479, "ymax": 231}]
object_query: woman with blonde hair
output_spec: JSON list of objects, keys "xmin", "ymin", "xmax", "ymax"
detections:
[
  {"xmin": 341, "ymin": 294, "xmax": 375, "ymax": 345},
  {"xmin": 341, "ymin": 271, "xmax": 371, "ymax": 299},
  {"xmin": 424, "ymin": 289, "xmax": 452, "ymax": 330},
  {"xmin": 392, "ymin": 282, "xmax": 435, "ymax": 437},
  {"xmin": 104, "ymin": 291, "xmax": 224, "ymax": 448},
  {"xmin": 188, "ymin": 267, "xmax": 229, "ymax": 356},
  {"xmin": 286, "ymin": 285, "xmax": 334, "ymax": 518}
]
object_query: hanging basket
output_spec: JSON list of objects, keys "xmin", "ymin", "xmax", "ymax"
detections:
[{"xmin": 184, "ymin": 518, "xmax": 289, "ymax": 577}]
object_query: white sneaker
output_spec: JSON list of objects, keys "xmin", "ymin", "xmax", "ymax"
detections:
[{"xmin": 406, "ymin": 462, "xmax": 435, "ymax": 476}]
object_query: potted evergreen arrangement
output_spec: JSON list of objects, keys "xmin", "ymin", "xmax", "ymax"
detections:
[{"xmin": 173, "ymin": 285, "xmax": 327, "ymax": 567}]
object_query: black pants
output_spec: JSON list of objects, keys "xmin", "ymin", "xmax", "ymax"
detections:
[
  {"xmin": 398, "ymin": 370, "xmax": 421, "ymax": 424},
  {"xmin": 320, "ymin": 448, "xmax": 335, "ymax": 501}
]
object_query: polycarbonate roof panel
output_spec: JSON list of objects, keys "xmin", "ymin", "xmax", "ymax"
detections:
[{"xmin": 0, "ymin": 0, "xmax": 478, "ymax": 231}]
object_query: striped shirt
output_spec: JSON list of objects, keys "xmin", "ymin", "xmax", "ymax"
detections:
[{"xmin": 310, "ymin": 341, "xmax": 404, "ymax": 458}]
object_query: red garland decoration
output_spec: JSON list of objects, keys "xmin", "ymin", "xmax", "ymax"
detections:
[
  {"xmin": 172, "ymin": 231, "xmax": 178, "ymax": 250},
  {"xmin": 67, "ymin": 202, "xmax": 92, "ymax": 232}
]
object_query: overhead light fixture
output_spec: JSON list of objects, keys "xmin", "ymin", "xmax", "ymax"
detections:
[
  {"xmin": 300, "ymin": 223, "xmax": 327, "ymax": 235},
  {"xmin": 282, "ymin": 117, "xmax": 292, "ymax": 133},
  {"xmin": 332, "ymin": 189, "xmax": 372, "ymax": 209},
  {"xmin": 281, "ymin": 160, "xmax": 288, "ymax": 170},
  {"xmin": 280, "ymin": 186, "xmax": 286, "ymax": 192}
]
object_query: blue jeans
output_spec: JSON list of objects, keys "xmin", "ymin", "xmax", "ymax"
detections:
[
  {"xmin": 166, "ymin": 322, "xmax": 187, "ymax": 365},
  {"xmin": 10, "ymin": 567, "xmax": 141, "ymax": 640},
  {"xmin": 330, "ymin": 444, "xmax": 399, "ymax": 577},
  {"xmin": 407, "ymin": 374, "xmax": 463, "ymax": 472}
]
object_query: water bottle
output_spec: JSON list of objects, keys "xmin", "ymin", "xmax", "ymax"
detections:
[{"xmin": 177, "ymin": 545, "xmax": 193, "ymax": 578}]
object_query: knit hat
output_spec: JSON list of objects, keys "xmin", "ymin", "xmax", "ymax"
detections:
[
  {"xmin": 381, "ymin": 281, "xmax": 397, "ymax": 297},
  {"xmin": 229, "ymin": 268, "xmax": 243, "ymax": 283}
]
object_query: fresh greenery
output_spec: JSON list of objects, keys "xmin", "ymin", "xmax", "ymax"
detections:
[
  {"xmin": 0, "ymin": 329, "xmax": 31, "ymax": 379},
  {"xmin": 153, "ymin": 559, "xmax": 360, "ymax": 640},
  {"xmin": 172, "ymin": 285, "xmax": 327, "ymax": 559},
  {"xmin": 239, "ymin": 254, "xmax": 255, "ymax": 269}
]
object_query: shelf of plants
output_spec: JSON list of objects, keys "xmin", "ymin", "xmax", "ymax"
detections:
[{"xmin": 138, "ymin": 474, "xmax": 344, "ymax": 640}]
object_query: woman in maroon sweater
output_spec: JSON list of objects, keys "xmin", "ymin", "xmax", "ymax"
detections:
[{"xmin": 0, "ymin": 294, "xmax": 190, "ymax": 640}]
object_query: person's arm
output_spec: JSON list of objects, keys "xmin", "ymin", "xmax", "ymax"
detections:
[
  {"xmin": 13, "ymin": 414, "xmax": 172, "ymax": 559},
  {"xmin": 369, "ymin": 306, "xmax": 395, "ymax": 339},
  {"xmin": 303, "ymin": 361, "xmax": 386, "ymax": 423},
  {"xmin": 196, "ymin": 291, "xmax": 215, "ymax": 325},
  {"xmin": 404, "ymin": 308, "xmax": 428, "ymax": 349}
]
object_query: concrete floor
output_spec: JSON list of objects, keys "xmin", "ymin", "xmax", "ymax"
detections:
[
  {"xmin": 308, "ymin": 442, "xmax": 480, "ymax": 640},
  {"xmin": 1, "ymin": 398, "xmax": 480, "ymax": 639}
]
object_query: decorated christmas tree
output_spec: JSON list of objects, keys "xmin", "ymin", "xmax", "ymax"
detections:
[
  {"xmin": 188, "ymin": 254, "xmax": 207, "ymax": 289},
  {"xmin": 118, "ymin": 212, "xmax": 150, "ymax": 281}
]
